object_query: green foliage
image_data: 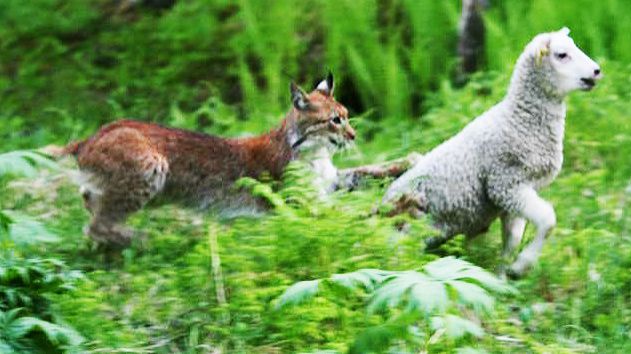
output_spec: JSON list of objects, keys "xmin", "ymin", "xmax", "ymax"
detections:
[
  {"xmin": 3, "ymin": 64, "xmax": 630, "ymax": 352},
  {"xmin": 2, "ymin": 211, "xmax": 59, "ymax": 246},
  {"xmin": 0, "ymin": 149, "xmax": 84, "ymax": 352},
  {"xmin": 0, "ymin": 256, "xmax": 83, "ymax": 312},
  {"xmin": 485, "ymin": 0, "xmax": 631, "ymax": 70},
  {"xmin": 0, "ymin": 150, "xmax": 59, "ymax": 247},
  {"xmin": 277, "ymin": 257, "xmax": 514, "ymax": 351},
  {"xmin": 2, "ymin": 61, "xmax": 630, "ymax": 353},
  {"xmin": 0, "ymin": 240, "xmax": 84, "ymax": 354},
  {"xmin": 1, "ymin": 1, "xmax": 631, "ymax": 353},
  {"xmin": 1, "ymin": 0, "xmax": 630, "ymax": 147},
  {"xmin": 0, "ymin": 308, "xmax": 83, "ymax": 354},
  {"xmin": 0, "ymin": 0, "xmax": 460, "ymax": 146},
  {"xmin": 0, "ymin": 150, "xmax": 57, "ymax": 178}
]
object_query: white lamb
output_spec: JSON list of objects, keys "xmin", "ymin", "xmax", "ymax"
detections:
[{"xmin": 383, "ymin": 28, "xmax": 601, "ymax": 277}]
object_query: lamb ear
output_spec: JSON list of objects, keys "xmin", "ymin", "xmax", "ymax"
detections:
[
  {"xmin": 559, "ymin": 26, "xmax": 570, "ymax": 36},
  {"xmin": 290, "ymin": 82, "xmax": 310, "ymax": 110},
  {"xmin": 315, "ymin": 72, "xmax": 334, "ymax": 96},
  {"xmin": 535, "ymin": 36, "xmax": 551, "ymax": 65}
]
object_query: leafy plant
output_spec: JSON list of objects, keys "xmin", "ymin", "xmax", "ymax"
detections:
[
  {"xmin": 277, "ymin": 257, "xmax": 515, "ymax": 352},
  {"xmin": 0, "ymin": 149, "xmax": 84, "ymax": 352},
  {"xmin": 0, "ymin": 150, "xmax": 59, "ymax": 246},
  {"xmin": 0, "ymin": 308, "xmax": 83, "ymax": 354},
  {"xmin": 1, "ymin": 1, "xmax": 631, "ymax": 352},
  {"xmin": 0, "ymin": 255, "xmax": 83, "ymax": 312},
  {"xmin": 0, "ymin": 150, "xmax": 57, "ymax": 178}
]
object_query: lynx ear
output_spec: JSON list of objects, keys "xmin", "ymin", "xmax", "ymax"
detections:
[
  {"xmin": 291, "ymin": 82, "xmax": 310, "ymax": 110},
  {"xmin": 316, "ymin": 72, "xmax": 334, "ymax": 96}
]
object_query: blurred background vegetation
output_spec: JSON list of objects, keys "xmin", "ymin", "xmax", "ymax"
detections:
[
  {"xmin": 3, "ymin": 0, "xmax": 631, "ymax": 146},
  {"xmin": 1, "ymin": 0, "xmax": 630, "ymax": 353}
]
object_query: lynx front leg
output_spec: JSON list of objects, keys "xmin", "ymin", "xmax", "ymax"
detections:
[
  {"xmin": 85, "ymin": 214, "xmax": 135, "ymax": 250},
  {"xmin": 337, "ymin": 152, "xmax": 422, "ymax": 190}
]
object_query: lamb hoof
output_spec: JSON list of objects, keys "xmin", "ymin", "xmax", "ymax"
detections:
[
  {"xmin": 424, "ymin": 235, "xmax": 448, "ymax": 251},
  {"xmin": 507, "ymin": 259, "xmax": 533, "ymax": 279},
  {"xmin": 505, "ymin": 267, "xmax": 523, "ymax": 280},
  {"xmin": 496, "ymin": 264, "xmax": 510, "ymax": 280}
]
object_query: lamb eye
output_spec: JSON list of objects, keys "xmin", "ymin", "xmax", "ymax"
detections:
[
  {"xmin": 555, "ymin": 52, "xmax": 568, "ymax": 60},
  {"xmin": 331, "ymin": 116, "xmax": 342, "ymax": 125}
]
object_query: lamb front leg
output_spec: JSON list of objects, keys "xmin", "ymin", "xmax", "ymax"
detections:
[
  {"xmin": 507, "ymin": 187, "xmax": 556, "ymax": 278},
  {"xmin": 501, "ymin": 213, "xmax": 527, "ymax": 260},
  {"xmin": 336, "ymin": 152, "xmax": 422, "ymax": 190},
  {"xmin": 498, "ymin": 213, "xmax": 527, "ymax": 275}
]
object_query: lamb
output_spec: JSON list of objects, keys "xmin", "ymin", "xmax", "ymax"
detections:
[{"xmin": 382, "ymin": 27, "xmax": 601, "ymax": 277}]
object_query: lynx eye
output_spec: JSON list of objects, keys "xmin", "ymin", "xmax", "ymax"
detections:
[{"xmin": 331, "ymin": 116, "xmax": 342, "ymax": 125}]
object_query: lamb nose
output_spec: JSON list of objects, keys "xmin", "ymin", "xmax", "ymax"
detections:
[{"xmin": 594, "ymin": 68, "xmax": 601, "ymax": 76}]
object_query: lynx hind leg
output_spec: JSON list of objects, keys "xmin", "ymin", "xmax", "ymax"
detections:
[{"xmin": 82, "ymin": 151, "xmax": 169, "ymax": 250}]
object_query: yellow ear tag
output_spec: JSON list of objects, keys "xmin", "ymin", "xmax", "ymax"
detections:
[{"xmin": 536, "ymin": 47, "xmax": 549, "ymax": 66}]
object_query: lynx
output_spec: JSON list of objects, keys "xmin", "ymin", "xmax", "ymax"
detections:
[{"xmin": 53, "ymin": 74, "xmax": 415, "ymax": 249}]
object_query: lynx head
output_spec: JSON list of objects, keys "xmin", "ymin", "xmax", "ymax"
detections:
[{"xmin": 289, "ymin": 73, "xmax": 355, "ymax": 154}]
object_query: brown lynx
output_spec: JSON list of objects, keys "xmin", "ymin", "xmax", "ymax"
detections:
[{"xmin": 52, "ymin": 74, "xmax": 416, "ymax": 249}]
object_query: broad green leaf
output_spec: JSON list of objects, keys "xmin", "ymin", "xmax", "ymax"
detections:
[
  {"xmin": 330, "ymin": 269, "xmax": 392, "ymax": 291},
  {"xmin": 407, "ymin": 280, "xmax": 448, "ymax": 314},
  {"xmin": 456, "ymin": 267, "xmax": 516, "ymax": 294},
  {"xmin": 12, "ymin": 316, "xmax": 84, "ymax": 346},
  {"xmin": 431, "ymin": 315, "xmax": 484, "ymax": 339},
  {"xmin": 0, "ymin": 339, "xmax": 14, "ymax": 354},
  {"xmin": 0, "ymin": 150, "xmax": 57, "ymax": 177},
  {"xmin": 456, "ymin": 347, "xmax": 489, "ymax": 354},
  {"xmin": 447, "ymin": 280, "xmax": 494, "ymax": 313},
  {"xmin": 3, "ymin": 211, "xmax": 59, "ymax": 246},
  {"xmin": 424, "ymin": 256, "xmax": 473, "ymax": 280},
  {"xmin": 276, "ymin": 280, "xmax": 320, "ymax": 308},
  {"xmin": 367, "ymin": 272, "xmax": 421, "ymax": 313}
]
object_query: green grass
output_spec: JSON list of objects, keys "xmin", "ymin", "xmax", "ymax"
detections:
[
  {"xmin": 2, "ymin": 63, "xmax": 629, "ymax": 352},
  {"xmin": 1, "ymin": 0, "xmax": 631, "ymax": 352}
]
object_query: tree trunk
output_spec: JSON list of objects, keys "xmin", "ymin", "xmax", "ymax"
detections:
[{"xmin": 456, "ymin": 0, "xmax": 488, "ymax": 85}]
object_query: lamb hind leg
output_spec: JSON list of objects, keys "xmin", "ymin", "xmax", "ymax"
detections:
[{"xmin": 507, "ymin": 188, "xmax": 556, "ymax": 278}]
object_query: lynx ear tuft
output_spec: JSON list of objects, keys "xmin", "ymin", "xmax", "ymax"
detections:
[
  {"xmin": 291, "ymin": 82, "xmax": 310, "ymax": 110},
  {"xmin": 316, "ymin": 72, "xmax": 334, "ymax": 96}
]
